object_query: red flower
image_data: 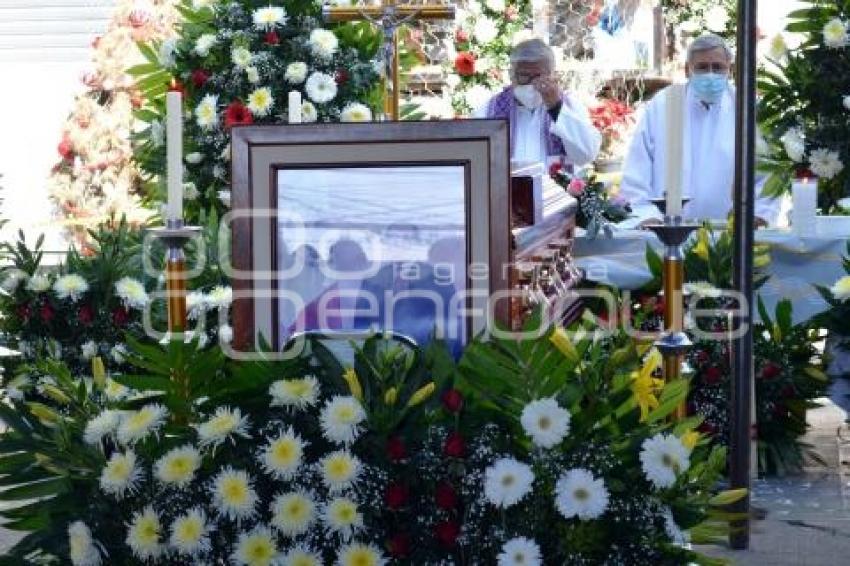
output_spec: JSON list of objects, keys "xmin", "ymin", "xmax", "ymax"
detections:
[
  {"xmin": 434, "ymin": 520, "xmax": 460, "ymax": 548},
  {"xmin": 454, "ymin": 52, "xmax": 476, "ymax": 77},
  {"xmin": 698, "ymin": 421, "xmax": 717, "ymax": 435},
  {"xmin": 130, "ymin": 90, "xmax": 144, "ymax": 109},
  {"xmin": 335, "ymin": 69, "xmax": 349, "ymax": 86},
  {"xmin": 696, "ymin": 350, "xmax": 710, "ymax": 365},
  {"xmin": 264, "ymin": 31, "xmax": 280, "ymax": 45},
  {"xmin": 78, "ymin": 304, "xmax": 95, "ymax": 325},
  {"xmin": 549, "ymin": 161, "xmax": 563, "ymax": 178},
  {"xmin": 58, "ymin": 136, "xmax": 74, "ymax": 160},
  {"xmin": 387, "ymin": 532, "xmax": 411, "ymax": 558},
  {"xmin": 15, "ymin": 303, "xmax": 31, "ymax": 322},
  {"xmin": 455, "ymin": 28, "xmax": 469, "ymax": 43},
  {"xmin": 703, "ymin": 366, "xmax": 723, "ymax": 385},
  {"xmin": 435, "ymin": 481, "xmax": 458, "ymax": 510},
  {"xmin": 191, "ymin": 69, "xmax": 210, "ymax": 89},
  {"xmin": 386, "ymin": 435, "xmax": 407, "ymax": 462},
  {"xmin": 760, "ymin": 363, "xmax": 781, "ymax": 381},
  {"xmin": 112, "ymin": 306, "xmax": 130, "ymax": 326},
  {"xmin": 40, "ymin": 303, "xmax": 55, "ymax": 324},
  {"xmin": 654, "ymin": 297, "xmax": 666, "ymax": 316},
  {"xmin": 385, "ymin": 483, "xmax": 409, "ymax": 510},
  {"xmin": 443, "ymin": 431, "xmax": 466, "ymax": 458},
  {"xmin": 441, "ymin": 389, "xmax": 464, "ymax": 413},
  {"xmin": 781, "ymin": 385, "xmax": 796, "ymax": 399},
  {"xmin": 224, "ymin": 101, "xmax": 254, "ymax": 128}
]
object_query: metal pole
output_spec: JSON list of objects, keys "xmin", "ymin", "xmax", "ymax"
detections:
[{"xmin": 730, "ymin": 0, "xmax": 757, "ymax": 550}]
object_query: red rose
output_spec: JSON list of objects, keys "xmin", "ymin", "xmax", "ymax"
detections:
[
  {"xmin": 224, "ymin": 101, "xmax": 254, "ymax": 128},
  {"xmin": 698, "ymin": 421, "xmax": 717, "ymax": 435},
  {"xmin": 703, "ymin": 366, "xmax": 723, "ymax": 385},
  {"xmin": 455, "ymin": 28, "xmax": 469, "ymax": 43},
  {"xmin": 264, "ymin": 31, "xmax": 280, "ymax": 45},
  {"xmin": 78, "ymin": 304, "xmax": 95, "ymax": 325},
  {"xmin": 40, "ymin": 303, "xmax": 55, "ymax": 324},
  {"xmin": 386, "ymin": 435, "xmax": 407, "ymax": 462},
  {"xmin": 435, "ymin": 481, "xmax": 458, "ymax": 510},
  {"xmin": 191, "ymin": 69, "xmax": 210, "ymax": 88},
  {"xmin": 549, "ymin": 161, "xmax": 563, "ymax": 177},
  {"xmin": 387, "ymin": 532, "xmax": 411, "ymax": 558},
  {"xmin": 441, "ymin": 389, "xmax": 464, "ymax": 413},
  {"xmin": 760, "ymin": 363, "xmax": 781, "ymax": 381},
  {"xmin": 654, "ymin": 297, "xmax": 666, "ymax": 316},
  {"xmin": 434, "ymin": 520, "xmax": 460, "ymax": 548},
  {"xmin": 112, "ymin": 306, "xmax": 130, "ymax": 326},
  {"xmin": 454, "ymin": 52, "xmax": 476, "ymax": 77},
  {"xmin": 385, "ymin": 483, "xmax": 409, "ymax": 510},
  {"xmin": 695, "ymin": 350, "xmax": 710, "ymax": 365},
  {"xmin": 335, "ymin": 69, "xmax": 349, "ymax": 86},
  {"xmin": 58, "ymin": 136, "xmax": 74, "ymax": 160},
  {"xmin": 16, "ymin": 303, "xmax": 31, "ymax": 322},
  {"xmin": 443, "ymin": 431, "xmax": 465, "ymax": 458}
]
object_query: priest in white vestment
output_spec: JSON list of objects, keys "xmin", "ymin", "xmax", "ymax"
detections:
[
  {"xmin": 619, "ymin": 34, "xmax": 781, "ymax": 226},
  {"xmin": 473, "ymin": 39, "xmax": 601, "ymax": 168}
]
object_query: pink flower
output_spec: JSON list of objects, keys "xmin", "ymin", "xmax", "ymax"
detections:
[{"xmin": 567, "ymin": 178, "xmax": 587, "ymax": 197}]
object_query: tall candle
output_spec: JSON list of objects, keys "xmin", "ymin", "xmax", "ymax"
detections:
[
  {"xmin": 288, "ymin": 91, "xmax": 302, "ymax": 124},
  {"xmin": 792, "ymin": 176, "xmax": 817, "ymax": 236},
  {"xmin": 166, "ymin": 89, "xmax": 183, "ymax": 222},
  {"xmin": 664, "ymin": 84, "xmax": 685, "ymax": 218}
]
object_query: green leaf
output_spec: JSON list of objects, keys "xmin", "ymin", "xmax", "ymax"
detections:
[
  {"xmin": 709, "ymin": 488, "xmax": 748, "ymax": 506},
  {"xmin": 645, "ymin": 379, "xmax": 689, "ymax": 423},
  {"xmin": 0, "ymin": 477, "xmax": 68, "ymax": 501}
]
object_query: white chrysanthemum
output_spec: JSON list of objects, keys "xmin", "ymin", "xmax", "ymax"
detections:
[
  {"xmin": 484, "ymin": 457, "xmax": 534, "ymax": 508},
  {"xmin": 155, "ymin": 445, "xmax": 202, "ymax": 487},
  {"xmin": 473, "ymin": 17, "xmax": 498, "ymax": 43},
  {"xmin": 337, "ymin": 542, "xmax": 386, "ymax": 566},
  {"xmin": 260, "ymin": 427, "xmax": 305, "ymax": 480},
  {"xmin": 53, "ymin": 274, "xmax": 89, "ymax": 301},
  {"xmin": 767, "ymin": 33, "xmax": 787, "ymax": 61},
  {"xmin": 301, "ymin": 101, "xmax": 318, "ymax": 123},
  {"xmin": 823, "ymin": 17, "xmax": 848, "ymax": 48},
  {"xmin": 186, "ymin": 152, "xmax": 203, "ymax": 164},
  {"xmin": 195, "ymin": 406, "xmax": 251, "ymax": 449},
  {"xmin": 218, "ymin": 190, "xmax": 232, "ymax": 207},
  {"xmin": 157, "ymin": 39, "xmax": 177, "ymax": 68},
  {"xmin": 485, "ymin": 0, "xmax": 505, "ymax": 11},
  {"xmin": 246, "ymin": 66, "xmax": 261, "ymax": 84},
  {"xmin": 105, "ymin": 378, "xmax": 129, "ymax": 401},
  {"xmin": 206, "ymin": 285, "xmax": 233, "ymax": 309},
  {"xmin": 305, "ymin": 72, "xmax": 338, "ymax": 104},
  {"xmin": 1, "ymin": 269, "xmax": 27, "ymax": 293},
  {"xmin": 232, "ymin": 46, "xmax": 253, "ymax": 68},
  {"xmin": 194, "ymin": 33, "xmax": 217, "ymax": 57},
  {"xmin": 843, "ymin": 95, "xmax": 850, "ymax": 111},
  {"xmin": 269, "ymin": 376, "xmax": 320, "ymax": 410},
  {"xmin": 26, "ymin": 273, "xmax": 51, "ymax": 292},
  {"xmin": 68, "ymin": 521, "xmax": 102, "ymax": 566},
  {"xmin": 195, "ymin": 94, "xmax": 219, "ymax": 129},
  {"xmin": 809, "ymin": 148, "xmax": 844, "ymax": 179},
  {"xmin": 110, "ymin": 343, "xmax": 128, "ymax": 364},
  {"xmin": 780, "ymin": 128, "xmax": 805, "ymax": 163},
  {"xmin": 84, "ymin": 409, "xmax": 122, "ymax": 445},
  {"xmin": 184, "ymin": 181, "xmax": 200, "ymax": 200},
  {"xmin": 640, "ymin": 433, "xmax": 691, "ymax": 489},
  {"xmin": 281, "ymin": 545, "xmax": 322, "ymax": 566},
  {"xmin": 831, "ymin": 275, "xmax": 850, "ymax": 300},
  {"xmin": 704, "ymin": 6, "xmax": 729, "ymax": 33},
  {"xmin": 115, "ymin": 277, "xmax": 149, "ymax": 309},
  {"xmin": 554, "ymin": 468, "xmax": 610, "ymax": 520},
  {"xmin": 117, "ymin": 404, "xmax": 168, "ymax": 445},
  {"xmin": 81, "ymin": 340, "xmax": 98, "ymax": 360},
  {"xmin": 219, "ymin": 323, "xmax": 234, "ymax": 345},
  {"xmin": 320, "ymin": 450, "xmax": 362, "ymax": 492},
  {"xmin": 126, "ymin": 506, "xmax": 163, "ymax": 560},
  {"xmin": 170, "ymin": 507, "xmax": 211, "ymax": 557},
  {"xmin": 319, "ymin": 396, "xmax": 366, "ymax": 445},
  {"xmin": 231, "ymin": 526, "xmax": 279, "ymax": 566},
  {"xmin": 340, "ymin": 102, "xmax": 373, "ymax": 122},
  {"xmin": 285, "ymin": 62, "xmax": 308, "ymax": 83},
  {"xmin": 520, "ymin": 398, "xmax": 570, "ymax": 448},
  {"xmin": 323, "ymin": 497, "xmax": 363, "ymax": 540},
  {"xmin": 212, "ymin": 467, "xmax": 259, "ymax": 521},
  {"xmin": 100, "ymin": 449, "xmax": 142, "ymax": 499},
  {"xmin": 247, "ymin": 87, "xmax": 274, "ymax": 117},
  {"xmin": 187, "ymin": 290, "xmax": 206, "ymax": 320},
  {"xmin": 253, "ymin": 6, "xmax": 286, "ymax": 30},
  {"xmin": 497, "ymin": 537, "xmax": 542, "ymax": 566},
  {"xmin": 271, "ymin": 490, "xmax": 316, "ymax": 537},
  {"xmin": 309, "ymin": 28, "xmax": 338, "ymax": 59}
]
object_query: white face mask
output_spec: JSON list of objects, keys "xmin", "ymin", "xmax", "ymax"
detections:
[{"xmin": 514, "ymin": 84, "xmax": 543, "ymax": 109}]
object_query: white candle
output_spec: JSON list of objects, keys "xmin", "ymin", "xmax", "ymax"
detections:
[
  {"xmin": 166, "ymin": 89, "xmax": 183, "ymax": 222},
  {"xmin": 288, "ymin": 91, "xmax": 302, "ymax": 124},
  {"xmin": 792, "ymin": 176, "xmax": 817, "ymax": 236},
  {"xmin": 664, "ymin": 84, "xmax": 685, "ymax": 218}
]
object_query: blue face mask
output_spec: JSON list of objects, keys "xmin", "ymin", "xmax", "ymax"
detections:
[{"xmin": 690, "ymin": 73, "xmax": 728, "ymax": 104}]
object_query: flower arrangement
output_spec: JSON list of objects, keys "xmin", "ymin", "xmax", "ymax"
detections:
[
  {"xmin": 588, "ymin": 97, "xmax": 636, "ymax": 161},
  {"xmin": 549, "ymin": 162, "xmax": 631, "ymax": 237},
  {"xmin": 660, "ymin": 0, "xmax": 737, "ymax": 42},
  {"xmin": 131, "ymin": 1, "xmax": 381, "ymax": 222}
]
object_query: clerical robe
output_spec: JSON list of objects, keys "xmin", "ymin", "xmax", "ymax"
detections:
[
  {"xmin": 619, "ymin": 84, "xmax": 781, "ymax": 225},
  {"xmin": 473, "ymin": 88, "xmax": 601, "ymax": 167}
]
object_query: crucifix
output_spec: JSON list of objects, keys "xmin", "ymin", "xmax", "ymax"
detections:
[{"xmin": 323, "ymin": 0, "xmax": 455, "ymax": 120}]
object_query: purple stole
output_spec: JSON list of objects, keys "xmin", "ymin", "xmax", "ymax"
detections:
[{"xmin": 486, "ymin": 86, "xmax": 569, "ymax": 162}]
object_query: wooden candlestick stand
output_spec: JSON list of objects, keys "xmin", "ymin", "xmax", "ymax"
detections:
[{"xmin": 149, "ymin": 221, "xmax": 202, "ymax": 334}]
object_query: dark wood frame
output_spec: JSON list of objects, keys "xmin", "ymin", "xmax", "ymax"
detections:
[{"xmin": 230, "ymin": 120, "xmax": 510, "ymax": 351}]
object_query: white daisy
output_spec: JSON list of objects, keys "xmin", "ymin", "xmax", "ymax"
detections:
[
  {"xmin": 831, "ymin": 275, "xmax": 850, "ymax": 300},
  {"xmin": 195, "ymin": 94, "xmax": 219, "ymax": 129},
  {"xmin": 68, "ymin": 521, "xmax": 102, "ymax": 566},
  {"xmin": 473, "ymin": 17, "xmax": 498, "ymax": 43},
  {"xmin": 319, "ymin": 396, "xmax": 366, "ymax": 445},
  {"xmin": 100, "ymin": 449, "xmax": 142, "ymax": 499},
  {"xmin": 126, "ymin": 506, "xmax": 163, "ymax": 561},
  {"xmin": 26, "ymin": 273, "xmax": 51, "ymax": 292},
  {"xmin": 497, "ymin": 536, "xmax": 542, "ymax": 566},
  {"xmin": 81, "ymin": 340, "xmax": 98, "ymax": 360},
  {"xmin": 520, "ymin": 398, "xmax": 570, "ymax": 449},
  {"xmin": 53, "ymin": 274, "xmax": 89, "ymax": 301},
  {"xmin": 640, "ymin": 433, "xmax": 691, "ymax": 489},
  {"xmin": 301, "ymin": 101, "xmax": 318, "ymax": 123},
  {"xmin": 269, "ymin": 376, "xmax": 320, "ymax": 409},
  {"xmin": 320, "ymin": 450, "xmax": 362, "ymax": 492},
  {"xmin": 246, "ymin": 66, "xmax": 261, "ymax": 84},
  {"xmin": 232, "ymin": 46, "xmax": 253, "ymax": 69},
  {"xmin": 232, "ymin": 526, "xmax": 279, "ymax": 566},
  {"xmin": 337, "ymin": 542, "xmax": 386, "ymax": 566},
  {"xmin": 1, "ymin": 269, "xmax": 27, "ymax": 293},
  {"xmin": 281, "ymin": 545, "xmax": 322, "ymax": 566},
  {"xmin": 340, "ymin": 102, "xmax": 372, "ymax": 122},
  {"xmin": 809, "ymin": 148, "xmax": 844, "ymax": 179},
  {"xmin": 271, "ymin": 490, "xmax": 316, "ymax": 537},
  {"xmin": 219, "ymin": 323, "xmax": 234, "ymax": 344},
  {"xmin": 285, "ymin": 62, "xmax": 308, "ymax": 84},
  {"xmin": 154, "ymin": 445, "xmax": 202, "ymax": 487},
  {"xmin": 110, "ymin": 343, "xmax": 128, "ymax": 364},
  {"xmin": 305, "ymin": 71, "xmax": 338, "ymax": 104},
  {"xmin": 323, "ymin": 497, "xmax": 363, "ymax": 540},
  {"xmin": 170, "ymin": 507, "xmax": 211, "ymax": 557},
  {"xmin": 309, "ymin": 29, "xmax": 339, "ymax": 59},
  {"xmin": 823, "ymin": 17, "xmax": 848, "ymax": 48},
  {"xmin": 104, "ymin": 378, "xmax": 130, "ymax": 401},
  {"xmin": 84, "ymin": 409, "xmax": 122, "ymax": 445},
  {"xmin": 211, "ymin": 467, "xmax": 259, "ymax": 521},
  {"xmin": 206, "ymin": 285, "xmax": 233, "ymax": 309},
  {"xmin": 554, "ymin": 468, "xmax": 609, "ymax": 520},
  {"xmin": 483, "ymin": 457, "xmax": 534, "ymax": 508},
  {"xmin": 260, "ymin": 427, "xmax": 305, "ymax": 480},
  {"xmin": 253, "ymin": 6, "xmax": 286, "ymax": 30},
  {"xmin": 247, "ymin": 87, "xmax": 274, "ymax": 117},
  {"xmin": 117, "ymin": 404, "xmax": 168, "ymax": 445},
  {"xmin": 194, "ymin": 33, "xmax": 217, "ymax": 57},
  {"xmin": 195, "ymin": 406, "xmax": 251, "ymax": 449},
  {"xmin": 115, "ymin": 276, "xmax": 149, "ymax": 309}
]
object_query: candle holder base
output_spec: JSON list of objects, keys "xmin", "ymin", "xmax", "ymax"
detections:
[
  {"xmin": 649, "ymin": 196, "xmax": 692, "ymax": 217},
  {"xmin": 147, "ymin": 222, "xmax": 203, "ymax": 249},
  {"xmin": 655, "ymin": 330, "xmax": 692, "ymax": 358},
  {"xmin": 646, "ymin": 222, "xmax": 699, "ymax": 248}
]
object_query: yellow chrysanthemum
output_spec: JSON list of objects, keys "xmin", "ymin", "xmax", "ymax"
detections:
[
  {"xmin": 337, "ymin": 542, "xmax": 386, "ymax": 566},
  {"xmin": 320, "ymin": 450, "xmax": 361, "ymax": 491},
  {"xmin": 271, "ymin": 491, "xmax": 316, "ymax": 537},
  {"xmin": 247, "ymin": 87, "xmax": 274, "ymax": 117},
  {"xmin": 631, "ymin": 348, "xmax": 664, "ymax": 422},
  {"xmin": 170, "ymin": 507, "xmax": 210, "ymax": 556},
  {"xmin": 126, "ymin": 506, "xmax": 162, "ymax": 560},
  {"xmin": 260, "ymin": 428, "xmax": 304, "ymax": 480},
  {"xmin": 212, "ymin": 467, "xmax": 258, "ymax": 521},
  {"xmin": 231, "ymin": 526, "xmax": 278, "ymax": 566},
  {"xmin": 154, "ymin": 445, "xmax": 201, "ymax": 487},
  {"xmin": 324, "ymin": 497, "xmax": 363, "ymax": 538}
]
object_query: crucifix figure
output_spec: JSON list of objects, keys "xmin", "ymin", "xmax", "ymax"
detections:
[{"xmin": 323, "ymin": 0, "xmax": 455, "ymax": 120}]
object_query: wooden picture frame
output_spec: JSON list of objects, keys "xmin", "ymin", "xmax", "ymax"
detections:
[{"xmin": 230, "ymin": 120, "xmax": 510, "ymax": 352}]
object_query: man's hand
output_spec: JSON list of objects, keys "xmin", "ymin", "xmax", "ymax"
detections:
[{"xmin": 533, "ymin": 75, "xmax": 563, "ymax": 109}]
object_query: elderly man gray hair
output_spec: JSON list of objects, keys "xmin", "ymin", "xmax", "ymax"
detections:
[{"xmin": 686, "ymin": 34, "xmax": 733, "ymax": 82}]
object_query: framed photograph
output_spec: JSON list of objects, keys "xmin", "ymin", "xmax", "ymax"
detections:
[{"xmin": 230, "ymin": 120, "xmax": 510, "ymax": 354}]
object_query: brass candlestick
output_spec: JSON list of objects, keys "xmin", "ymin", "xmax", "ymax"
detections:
[{"xmin": 149, "ymin": 220, "xmax": 202, "ymax": 334}]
